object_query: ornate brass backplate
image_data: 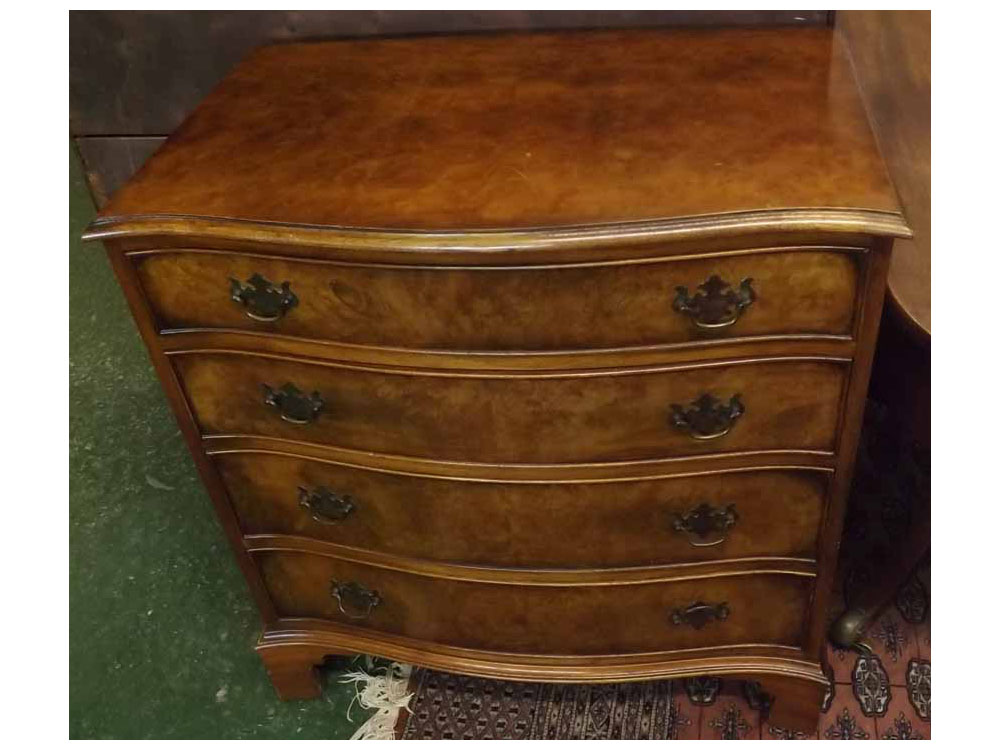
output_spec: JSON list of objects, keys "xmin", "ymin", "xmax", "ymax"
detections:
[
  {"xmin": 262, "ymin": 382, "xmax": 324, "ymax": 424},
  {"xmin": 331, "ymin": 580, "xmax": 381, "ymax": 620},
  {"xmin": 230, "ymin": 272, "xmax": 298, "ymax": 322},
  {"xmin": 673, "ymin": 274, "xmax": 755, "ymax": 329},
  {"xmin": 298, "ymin": 485, "xmax": 356, "ymax": 524},
  {"xmin": 669, "ymin": 393, "xmax": 745, "ymax": 440},
  {"xmin": 671, "ymin": 601, "xmax": 730, "ymax": 630},
  {"xmin": 673, "ymin": 503, "xmax": 738, "ymax": 547}
]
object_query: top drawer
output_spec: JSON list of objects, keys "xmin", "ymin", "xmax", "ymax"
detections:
[{"xmin": 132, "ymin": 247, "xmax": 860, "ymax": 351}]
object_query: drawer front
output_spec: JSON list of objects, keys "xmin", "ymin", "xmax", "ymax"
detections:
[
  {"xmin": 219, "ymin": 453, "xmax": 827, "ymax": 567},
  {"xmin": 175, "ymin": 354, "xmax": 846, "ymax": 464},
  {"xmin": 136, "ymin": 248, "xmax": 859, "ymax": 350},
  {"xmin": 256, "ymin": 551, "xmax": 812, "ymax": 654}
]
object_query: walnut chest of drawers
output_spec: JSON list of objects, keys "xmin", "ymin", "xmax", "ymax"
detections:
[{"xmin": 83, "ymin": 27, "xmax": 910, "ymax": 732}]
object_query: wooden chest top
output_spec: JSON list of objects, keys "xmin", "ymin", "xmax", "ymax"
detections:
[{"xmin": 93, "ymin": 27, "xmax": 905, "ymax": 235}]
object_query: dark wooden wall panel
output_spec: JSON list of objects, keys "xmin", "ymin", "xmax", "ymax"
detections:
[
  {"xmin": 70, "ymin": 10, "xmax": 831, "ymax": 206},
  {"xmin": 74, "ymin": 137, "xmax": 165, "ymax": 209}
]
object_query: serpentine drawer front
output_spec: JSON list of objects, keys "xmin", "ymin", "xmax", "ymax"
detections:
[
  {"xmin": 216, "ymin": 452, "xmax": 829, "ymax": 568},
  {"xmin": 134, "ymin": 246, "xmax": 861, "ymax": 350},
  {"xmin": 253, "ymin": 550, "xmax": 815, "ymax": 655},
  {"xmin": 83, "ymin": 27, "xmax": 910, "ymax": 733},
  {"xmin": 173, "ymin": 352, "xmax": 847, "ymax": 463}
]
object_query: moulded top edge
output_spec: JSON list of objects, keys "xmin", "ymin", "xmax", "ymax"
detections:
[{"xmin": 82, "ymin": 208, "xmax": 912, "ymax": 252}]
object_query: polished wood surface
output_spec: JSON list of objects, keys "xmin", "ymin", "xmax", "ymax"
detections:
[
  {"xmin": 217, "ymin": 451, "xmax": 828, "ymax": 567},
  {"xmin": 173, "ymin": 352, "xmax": 847, "ymax": 463},
  {"xmin": 81, "ymin": 27, "xmax": 910, "ymax": 733},
  {"xmin": 135, "ymin": 247, "xmax": 861, "ymax": 350},
  {"xmin": 836, "ymin": 11, "xmax": 930, "ymax": 338},
  {"xmin": 256, "ymin": 550, "xmax": 813, "ymax": 654},
  {"xmin": 94, "ymin": 28, "xmax": 900, "ymax": 232}
]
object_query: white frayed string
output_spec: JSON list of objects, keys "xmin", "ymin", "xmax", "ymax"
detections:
[{"xmin": 341, "ymin": 662, "xmax": 413, "ymax": 740}]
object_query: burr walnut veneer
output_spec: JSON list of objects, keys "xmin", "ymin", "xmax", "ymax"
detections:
[{"xmin": 83, "ymin": 28, "xmax": 909, "ymax": 733}]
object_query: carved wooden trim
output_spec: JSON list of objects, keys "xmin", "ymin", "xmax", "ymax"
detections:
[
  {"xmin": 205, "ymin": 435, "xmax": 837, "ymax": 482},
  {"xmin": 166, "ymin": 347, "xmax": 850, "ymax": 380},
  {"xmin": 102, "ymin": 226, "xmax": 886, "ymax": 267},
  {"xmin": 206, "ymin": 438, "xmax": 835, "ymax": 482},
  {"xmin": 243, "ymin": 534, "xmax": 817, "ymax": 584},
  {"xmin": 83, "ymin": 208, "xmax": 911, "ymax": 252},
  {"xmin": 123, "ymin": 242, "xmax": 870, "ymax": 269},
  {"xmin": 160, "ymin": 329, "xmax": 857, "ymax": 372},
  {"xmin": 256, "ymin": 618, "xmax": 828, "ymax": 685}
]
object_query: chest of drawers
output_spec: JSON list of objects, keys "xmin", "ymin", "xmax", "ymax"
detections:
[{"xmin": 83, "ymin": 27, "xmax": 909, "ymax": 733}]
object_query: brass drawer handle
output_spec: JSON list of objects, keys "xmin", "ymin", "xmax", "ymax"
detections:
[
  {"xmin": 673, "ymin": 275, "xmax": 755, "ymax": 329},
  {"xmin": 331, "ymin": 580, "xmax": 381, "ymax": 620},
  {"xmin": 670, "ymin": 393, "xmax": 744, "ymax": 440},
  {"xmin": 671, "ymin": 601, "xmax": 730, "ymax": 630},
  {"xmin": 230, "ymin": 273, "xmax": 298, "ymax": 322},
  {"xmin": 299, "ymin": 486, "xmax": 356, "ymax": 524},
  {"xmin": 673, "ymin": 503, "xmax": 738, "ymax": 547},
  {"xmin": 263, "ymin": 383, "xmax": 324, "ymax": 424}
]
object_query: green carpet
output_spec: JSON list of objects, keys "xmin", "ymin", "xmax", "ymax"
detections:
[{"xmin": 69, "ymin": 143, "xmax": 364, "ymax": 739}]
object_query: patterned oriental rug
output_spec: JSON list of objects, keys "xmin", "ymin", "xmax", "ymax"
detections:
[{"xmin": 397, "ymin": 402, "xmax": 931, "ymax": 740}]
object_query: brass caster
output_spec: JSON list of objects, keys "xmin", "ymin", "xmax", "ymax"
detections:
[{"xmin": 829, "ymin": 607, "xmax": 874, "ymax": 654}]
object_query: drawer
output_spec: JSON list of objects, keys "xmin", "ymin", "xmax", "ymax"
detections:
[
  {"xmin": 255, "ymin": 551, "xmax": 813, "ymax": 654},
  {"xmin": 176, "ymin": 353, "xmax": 846, "ymax": 463},
  {"xmin": 219, "ymin": 452, "xmax": 828, "ymax": 567},
  {"xmin": 136, "ymin": 247, "xmax": 860, "ymax": 351}
]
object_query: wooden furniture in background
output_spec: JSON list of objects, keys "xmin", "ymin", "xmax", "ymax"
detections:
[
  {"xmin": 829, "ymin": 10, "xmax": 930, "ymax": 651},
  {"xmin": 83, "ymin": 28, "xmax": 909, "ymax": 733},
  {"xmin": 837, "ymin": 10, "xmax": 930, "ymax": 341}
]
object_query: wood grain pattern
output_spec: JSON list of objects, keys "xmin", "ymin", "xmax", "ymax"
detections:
[
  {"xmin": 94, "ymin": 28, "xmax": 900, "ymax": 231},
  {"xmin": 134, "ymin": 247, "xmax": 860, "ymax": 351},
  {"xmin": 255, "ymin": 550, "xmax": 813, "ymax": 654},
  {"xmin": 173, "ymin": 352, "xmax": 848, "ymax": 463},
  {"xmin": 217, "ymin": 451, "xmax": 828, "ymax": 567}
]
